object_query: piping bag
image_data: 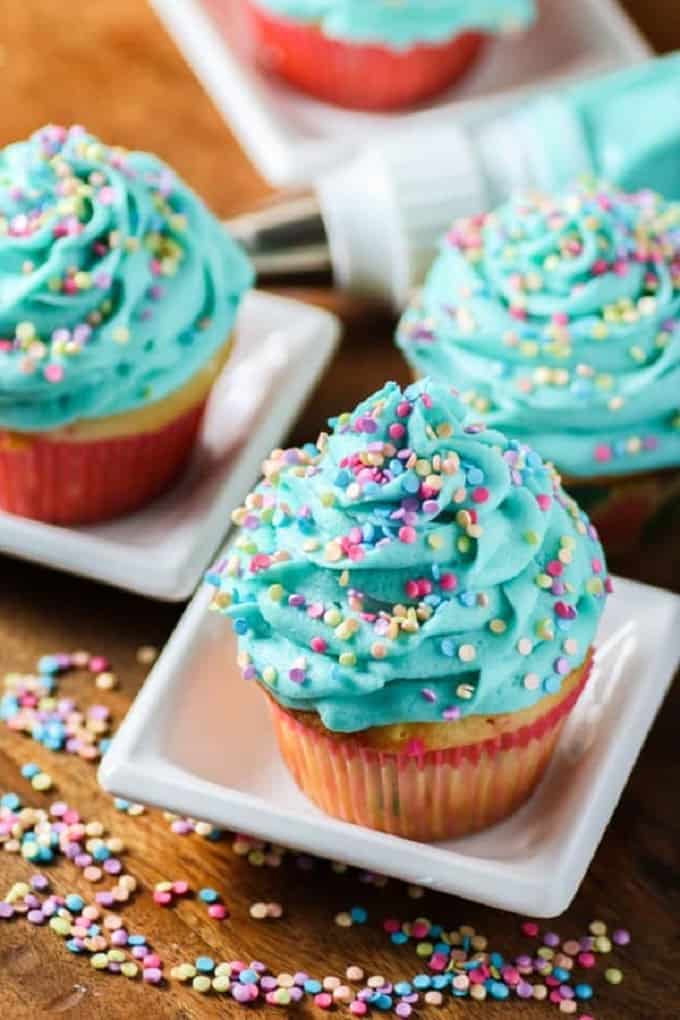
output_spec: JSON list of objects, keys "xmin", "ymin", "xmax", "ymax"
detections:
[{"xmin": 228, "ymin": 52, "xmax": 680, "ymax": 309}]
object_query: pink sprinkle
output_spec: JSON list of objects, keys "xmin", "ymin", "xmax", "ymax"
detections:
[
  {"xmin": 439, "ymin": 573, "xmax": 457, "ymax": 591},
  {"xmin": 310, "ymin": 637, "xmax": 327, "ymax": 654},
  {"xmin": 98, "ymin": 186, "xmax": 116, "ymax": 205},
  {"xmin": 208, "ymin": 903, "xmax": 228, "ymax": 920},
  {"xmin": 153, "ymin": 891, "xmax": 172, "ymax": 906},
  {"xmin": 552, "ymin": 312, "xmax": 569, "ymax": 326},
  {"xmin": 591, "ymin": 557, "xmax": 602, "ymax": 574},
  {"xmin": 314, "ymin": 993, "xmax": 333, "ymax": 1009},
  {"xmin": 594, "ymin": 443, "xmax": 613, "ymax": 463},
  {"xmin": 396, "ymin": 402, "xmax": 412, "ymax": 418},
  {"xmin": 536, "ymin": 493, "xmax": 552, "ymax": 512},
  {"xmin": 383, "ymin": 919, "xmax": 400, "ymax": 933},
  {"xmin": 406, "ymin": 739, "xmax": 425, "ymax": 757},
  {"xmin": 472, "ymin": 486, "xmax": 489, "ymax": 504},
  {"xmin": 398, "ymin": 526, "xmax": 416, "ymax": 544},
  {"xmin": 172, "ymin": 881, "xmax": 189, "ymax": 895},
  {"xmin": 546, "ymin": 560, "xmax": 563, "ymax": 577},
  {"xmin": 389, "ymin": 423, "xmax": 406, "ymax": 440},
  {"xmin": 88, "ymin": 656, "xmax": 109, "ymax": 674},
  {"xmin": 44, "ymin": 363, "xmax": 64, "ymax": 383},
  {"xmin": 522, "ymin": 922, "xmax": 540, "ymax": 937},
  {"xmin": 405, "ymin": 580, "xmax": 420, "ymax": 599}
]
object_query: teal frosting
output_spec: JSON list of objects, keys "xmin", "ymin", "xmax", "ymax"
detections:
[
  {"xmin": 0, "ymin": 125, "xmax": 253, "ymax": 432},
  {"xmin": 253, "ymin": 0, "xmax": 536, "ymax": 48},
  {"xmin": 397, "ymin": 183, "xmax": 680, "ymax": 478},
  {"xmin": 208, "ymin": 379, "xmax": 609, "ymax": 734}
]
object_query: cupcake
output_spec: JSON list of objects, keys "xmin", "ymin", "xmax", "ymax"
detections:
[
  {"xmin": 208, "ymin": 379, "xmax": 610, "ymax": 841},
  {"xmin": 397, "ymin": 182, "xmax": 680, "ymax": 555},
  {"xmin": 231, "ymin": 0, "xmax": 536, "ymax": 112},
  {"xmin": 0, "ymin": 125, "xmax": 253, "ymax": 525}
]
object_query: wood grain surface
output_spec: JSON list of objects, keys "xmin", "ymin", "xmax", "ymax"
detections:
[{"xmin": 0, "ymin": 2, "xmax": 679, "ymax": 1018}]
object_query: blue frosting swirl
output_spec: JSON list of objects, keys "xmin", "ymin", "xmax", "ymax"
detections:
[
  {"xmin": 252, "ymin": 0, "xmax": 536, "ymax": 48},
  {"xmin": 208, "ymin": 379, "xmax": 609, "ymax": 733},
  {"xmin": 0, "ymin": 125, "xmax": 253, "ymax": 431},
  {"xmin": 397, "ymin": 183, "xmax": 680, "ymax": 477}
]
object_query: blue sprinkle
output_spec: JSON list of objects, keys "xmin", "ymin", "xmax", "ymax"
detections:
[
  {"xmin": 1, "ymin": 793, "xmax": 21, "ymax": 811},
  {"xmin": 65, "ymin": 894, "xmax": 84, "ymax": 913},
  {"xmin": 575, "ymin": 984, "xmax": 593, "ymax": 1000},
  {"xmin": 20, "ymin": 763, "xmax": 41, "ymax": 779},
  {"xmin": 433, "ymin": 942, "xmax": 450, "ymax": 955},
  {"xmin": 233, "ymin": 618, "xmax": 249, "ymax": 635},
  {"xmin": 553, "ymin": 967, "xmax": 569, "ymax": 981},
  {"xmin": 490, "ymin": 953, "xmax": 505, "ymax": 969},
  {"xmin": 198, "ymin": 888, "xmax": 219, "ymax": 903},
  {"xmin": 93, "ymin": 846, "xmax": 110, "ymax": 861},
  {"xmin": 440, "ymin": 638, "xmax": 456, "ymax": 657},
  {"xmin": 128, "ymin": 935, "xmax": 146, "ymax": 946},
  {"xmin": 389, "ymin": 458, "xmax": 404, "ymax": 476},
  {"xmin": 196, "ymin": 957, "xmax": 215, "ymax": 973},
  {"xmin": 391, "ymin": 932, "xmax": 409, "ymax": 945},
  {"xmin": 458, "ymin": 591, "xmax": 476, "ymax": 607},
  {"xmin": 66, "ymin": 939, "xmax": 82, "ymax": 953},
  {"xmin": 466, "ymin": 467, "xmax": 484, "ymax": 485},
  {"xmin": 544, "ymin": 676, "xmax": 561, "ymax": 694},
  {"xmin": 373, "ymin": 994, "xmax": 392, "ymax": 1010},
  {"xmin": 38, "ymin": 655, "xmax": 61, "ymax": 675},
  {"xmin": 394, "ymin": 982, "xmax": 412, "ymax": 996},
  {"xmin": 432, "ymin": 975, "xmax": 451, "ymax": 989},
  {"xmin": 489, "ymin": 981, "xmax": 509, "ymax": 1000},
  {"xmin": 304, "ymin": 979, "xmax": 322, "ymax": 994},
  {"xmin": 413, "ymin": 975, "xmax": 431, "ymax": 990},
  {"xmin": 350, "ymin": 906, "xmax": 368, "ymax": 924}
]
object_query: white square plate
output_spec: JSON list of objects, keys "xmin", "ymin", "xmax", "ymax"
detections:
[
  {"xmin": 150, "ymin": 0, "xmax": 650, "ymax": 185},
  {"xmin": 100, "ymin": 574, "xmax": 679, "ymax": 916},
  {"xmin": 0, "ymin": 292, "xmax": 339, "ymax": 601}
]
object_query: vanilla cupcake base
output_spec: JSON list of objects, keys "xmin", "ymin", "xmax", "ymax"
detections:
[
  {"xmin": 268, "ymin": 654, "xmax": 592, "ymax": 842},
  {"xmin": 0, "ymin": 334, "xmax": 233, "ymax": 525}
]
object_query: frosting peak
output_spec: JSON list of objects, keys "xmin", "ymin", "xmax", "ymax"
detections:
[
  {"xmin": 0, "ymin": 125, "xmax": 253, "ymax": 431},
  {"xmin": 209, "ymin": 379, "xmax": 609, "ymax": 733},
  {"xmin": 397, "ymin": 182, "xmax": 680, "ymax": 477}
]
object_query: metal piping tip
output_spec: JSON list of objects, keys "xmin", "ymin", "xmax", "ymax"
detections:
[{"xmin": 226, "ymin": 194, "xmax": 333, "ymax": 280}]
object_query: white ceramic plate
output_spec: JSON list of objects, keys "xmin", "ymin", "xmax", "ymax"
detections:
[
  {"xmin": 100, "ymin": 574, "xmax": 679, "ymax": 916},
  {"xmin": 0, "ymin": 292, "xmax": 339, "ymax": 601},
  {"xmin": 149, "ymin": 0, "xmax": 651, "ymax": 186}
]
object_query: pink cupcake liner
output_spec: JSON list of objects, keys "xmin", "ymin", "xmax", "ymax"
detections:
[
  {"xmin": 0, "ymin": 400, "xmax": 206, "ymax": 526},
  {"xmin": 269, "ymin": 663, "xmax": 590, "ymax": 842},
  {"xmin": 225, "ymin": 0, "xmax": 486, "ymax": 111}
]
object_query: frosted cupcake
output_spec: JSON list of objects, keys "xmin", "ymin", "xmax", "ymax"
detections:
[
  {"xmin": 0, "ymin": 125, "xmax": 253, "ymax": 525},
  {"xmin": 208, "ymin": 379, "xmax": 609, "ymax": 841},
  {"xmin": 231, "ymin": 0, "xmax": 536, "ymax": 111},
  {"xmin": 397, "ymin": 182, "xmax": 680, "ymax": 554}
]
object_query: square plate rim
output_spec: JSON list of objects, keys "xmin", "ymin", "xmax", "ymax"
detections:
[
  {"xmin": 0, "ymin": 291, "xmax": 340, "ymax": 601},
  {"xmin": 148, "ymin": 0, "xmax": 651, "ymax": 186},
  {"xmin": 100, "ymin": 575, "xmax": 680, "ymax": 916}
]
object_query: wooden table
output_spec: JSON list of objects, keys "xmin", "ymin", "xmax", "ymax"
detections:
[{"xmin": 1, "ymin": 3, "xmax": 679, "ymax": 1018}]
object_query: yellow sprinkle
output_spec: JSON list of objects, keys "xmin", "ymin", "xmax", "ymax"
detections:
[
  {"xmin": 489, "ymin": 619, "xmax": 506, "ymax": 634},
  {"xmin": 268, "ymin": 584, "xmax": 284, "ymax": 602},
  {"xmin": 458, "ymin": 644, "xmax": 476, "ymax": 663},
  {"xmin": 339, "ymin": 652, "xmax": 356, "ymax": 667},
  {"xmin": 262, "ymin": 666, "xmax": 277, "ymax": 685}
]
